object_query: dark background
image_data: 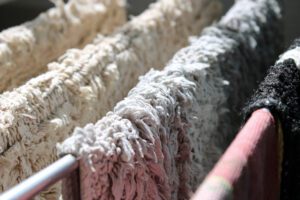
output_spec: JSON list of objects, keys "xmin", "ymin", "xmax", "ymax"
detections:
[{"xmin": 0, "ymin": 0, "xmax": 298, "ymax": 46}]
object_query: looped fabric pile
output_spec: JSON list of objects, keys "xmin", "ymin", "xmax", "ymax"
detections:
[
  {"xmin": 4, "ymin": 0, "xmax": 300, "ymax": 199},
  {"xmin": 0, "ymin": 0, "xmax": 126, "ymax": 92},
  {"xmin": 57, "ymin": 0, "xmax": 284, "ymax": 199},
  {"xmin": 0, "ymin": 0, "xmax": 220, "ymax": 199}
]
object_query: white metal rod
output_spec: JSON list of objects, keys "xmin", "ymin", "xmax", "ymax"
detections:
[{"xmin": 0, "ymin": 154, "xmax": 79, "ymax": 200}]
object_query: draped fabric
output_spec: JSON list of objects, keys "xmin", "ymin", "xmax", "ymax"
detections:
[
  {"xmin": 244, "ymin": 42, "xmax": 300, "ymax": 200},
  {"xmin": 195, "ymin": 39, "xmax": 300, "ymax": 200},
  {"xmin": 0, "ymin": 0, "xmax": 126, "ymax": 92},
  {"xmin": 58, "ymin": 0, "xmax": 282, "ymax": 199},
  {"xmin": 0, "ymin": 0, "xmax": 220, "ymax": 198},
  {"xmin": 192, "ymin": 109, "xmax": 281, "ymax": 200}
]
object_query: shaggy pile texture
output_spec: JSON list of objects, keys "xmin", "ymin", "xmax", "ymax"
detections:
[
  {"xmin": 0, "ymin": 0, "xmax": 126, "ymax": 92},
  {"xmin": 0, "ymin": 0, "xmax": 220, "ymax": 198},
  {"xmin": 58, "ymin": 0, "xmax": 283, "ymax": 199},
  {"xmin": 244, "ymin": 40, "xmax": 300, "ymax": 200}
]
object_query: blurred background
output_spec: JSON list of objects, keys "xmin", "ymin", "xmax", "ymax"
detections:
[{"xmin": 0, "ymin": 0, "xmax": 297, "ymax": 46}]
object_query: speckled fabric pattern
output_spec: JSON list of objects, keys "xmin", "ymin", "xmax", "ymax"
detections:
[
  {"xmin": 0, "ymin": 0, "xmax": 220, "ymax": 199},
  {"xmin": 58, "ymin": 0, "xmax": 283, "ymax": 199},
  {"xmin": 244, "ymin": 40, "xmax": 300, "ymax": 200},
  {"xmin": 0, "ymin": 0, "xmax": 126, "ymax": 92}
]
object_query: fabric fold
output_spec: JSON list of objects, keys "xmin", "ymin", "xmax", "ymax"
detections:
[
  {"xmin": 192, "ymin": 109, "xmax": 280, "ymax": 200},
  {"xmin": 0, "ymin": 0, "xmax": 220, "ymax": 198},
  {"xmin": 244, "ymin": 40, "xmax": 300, "ymax": 200},
  {"xmin": 58, "ymin": 0, "xmax": 283, "ymax": 199},
  {"xmin": 0, "ymin": 0, "xmax": 127, "ymax": 92}
]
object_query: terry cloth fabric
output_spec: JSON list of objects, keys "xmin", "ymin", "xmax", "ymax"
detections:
[
  {"xmin": 191, "ymin": 109, "xmax": 280, "ymax": 200},
  {"xmin": 58, "ymin": 0, "xmax": 283, "ymax": 199},
  {"xmin": 0, "ymin": 0, "xmax": 126, "ymax": 92},
  {"xmin": 243, "ymin": 40, "xmax": 300, "ymax": 200},
  {"xmin": 0, "ymin": 0, "xmax": 220, "ymax": 199}
]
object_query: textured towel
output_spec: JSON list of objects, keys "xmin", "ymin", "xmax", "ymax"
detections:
[
  {"xmin": 58, "ymin": 0, "xmax": 282, "ymax": 199},
  {"xmin": 244, "ymin": 40, "xmax": 300, "ymax": 200},
  {"xmin": 0, "ymin": 0, "xmax": 220, "ymax": 198},
  {"xmin": 0, "ymin": 0, "xmax": 126, "ymax": 92},
  {"xmin": 192, "ymin": 109, "xmax": 280, "ymax": 200}
]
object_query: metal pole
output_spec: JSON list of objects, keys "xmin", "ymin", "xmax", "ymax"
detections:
[{"xmin": 0, "ymin": 154, "xmax": 79, "ymax": 200}]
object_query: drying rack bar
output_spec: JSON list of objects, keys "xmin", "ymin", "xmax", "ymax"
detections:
[
  {"xmin": 0, "ymin": 154, "xmax": 79, "ymax": 200},
  {"xmin": 0, "ymin": 109, "xmax": 273, "ymax": 199}
]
